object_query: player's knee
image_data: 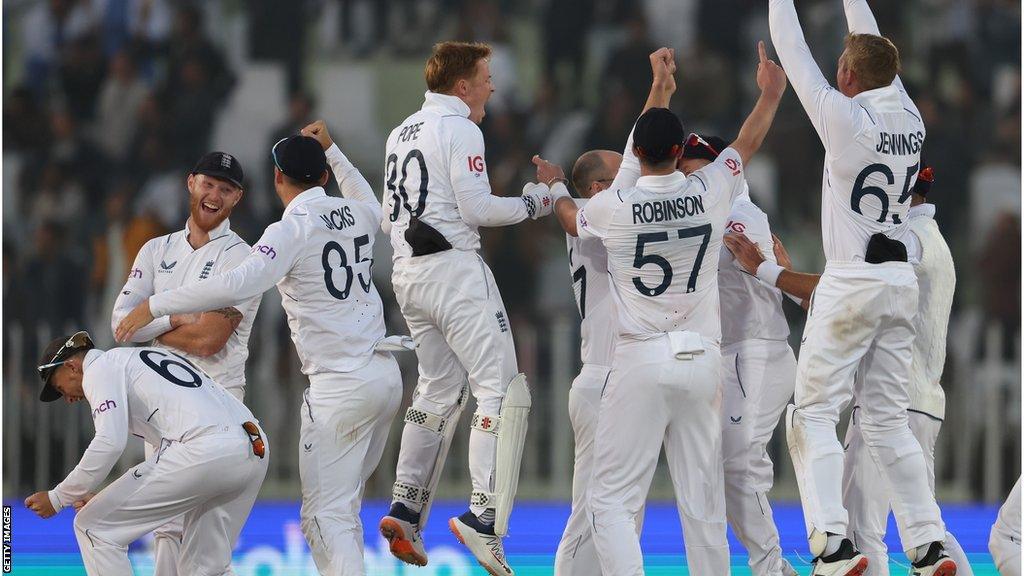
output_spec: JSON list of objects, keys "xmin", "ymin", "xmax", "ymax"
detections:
[{"xmin": 411, "ymin": 386, "xmax": 465, "ymax": 416}]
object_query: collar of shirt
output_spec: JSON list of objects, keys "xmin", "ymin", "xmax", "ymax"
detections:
[
  {"xmin": 636, "ymin": 171, "xmax": 687, "ymax": 191},
  {"xmin": 852, "ymin": 84, "xmax": 902, "ymax": 113},
  {"xmin": 82, "ymin": 349, "xmax": 103, "ymax": 372},
  {"xmin": 422, "ymin": 91, "xmax": 471, "ymax": 118},
  {"xmin": 908, "ymin": 203, "xmax": 936, "ymax": 220},
  {"xmin": 284, "ymin": 186, "xmax": 327, "ymax": 217},
  {"xmin": 183, "ymin": 217, "xmax": 232, "ymax": 245}
]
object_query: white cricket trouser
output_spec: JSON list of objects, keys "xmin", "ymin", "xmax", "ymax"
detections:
[
  {"xmin": 391, "ymin": 250, "xmax": 519, "ymax": 516},
  {"xmin": 722, "ymin": 339, "xmax": 796, "ymax": 576},
  {"xmin": 788, "ymin": 261, "xmax": 945, "ymax": 553},
  {"xmin": 556, "ymin": 364, "xmax": 626, "ymax": 575},
  {"xmin": 74, "ymin": 425, "xmax": 268, "ymax": 576},
  {"xmin": 149, "ymin": 386, "xmax": 247, "ymax": 576},
  {"xmin": 299, "ymin": 353, "xmax": 402, "ymax": 576},
  {"xmin": 990, "ymin": 477, "xmax": 1021, "ymax": 576},
  {"xmin": 590, "ymin": 334, "xmax": 729, "ymax": 576},
  {"xmin": 844, "ymin": 408, "xmax": 973, "ymax": 575}
]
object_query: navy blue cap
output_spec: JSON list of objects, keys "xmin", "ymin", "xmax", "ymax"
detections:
[
  {"xmin": 633, "ymin": 108, "xmax": 686, "ymax": 163},
  {"xmin": 192, "ymin": 152, "xmax": 244, "ymax": 189},
  {"xmin": 272, "ymin": 135, "xmax": 328, "ymax": 185}
]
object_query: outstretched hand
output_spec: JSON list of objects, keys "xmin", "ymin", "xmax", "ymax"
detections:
[
  {"xmin": 723, "ymin": 232, "xmax": 767, "ymax": 275},
  {"xmin": 532, "ymin": 155, "xmax": 565, "ymax": 186},
  {"xmin": 756, "ymin": 41, "xmax": 787, "ymax": 100}
]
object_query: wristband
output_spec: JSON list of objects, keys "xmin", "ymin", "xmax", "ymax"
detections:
[
  {"xmin": 755, "ymin": 260, "xmax": 784, "ymax": 287},
  {"xmin": 549, "ymin": 182, "xmax": 571, "ymax": 202}
]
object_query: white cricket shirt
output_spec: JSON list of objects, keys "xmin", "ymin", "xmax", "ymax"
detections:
[
  {"xmin": 49, "ymin": 347, "xmax": 256, "ymax": 510},
  {"xmin": 150, "ymin": 145, "xmax": 387, "ymax": 375},
  {"xmin": 770, "ymin": 0, "xmax": 925, "ymax": 263},
  {"xmin": 718, "ymin": 187, "xmax": 790, "ymax": 347},
  {"xmin": 566, "ymin": 201, "xmax": 616, "ymax": 366},
  {"xmin": 577, "ymin": 148, "xmax": 746, "ymax": 340},
  {"xmin": 384, "ymin": 92, "xmax": 541, "ymax": 262},
  {"xmin": 111, "ymin": 219, "xmax": 260, "ymax": 395},
  {"xmin": 907, "ymin": 203, "xmax": 954, "ymax": 419}
]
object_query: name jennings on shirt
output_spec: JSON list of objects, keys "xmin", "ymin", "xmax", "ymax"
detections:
[
  {"xmin": 632, "ymin": 194, "xmax": 706, "ymax": 224},
  {"xmin": 876, "ymin": 130, "xmax": 924, "ymax": 156}
]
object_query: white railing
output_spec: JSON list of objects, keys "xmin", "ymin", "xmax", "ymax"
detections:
[{"xmin": 3, "ymin": 310, "xmax": 1019, "ymax": 504}]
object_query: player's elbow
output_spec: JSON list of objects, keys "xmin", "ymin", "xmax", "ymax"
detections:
[{"xmin": 193, "ymin": 334, "xmax": 229, "ymax": 358}]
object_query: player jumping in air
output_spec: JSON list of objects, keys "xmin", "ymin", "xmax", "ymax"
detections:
[{"xmin": 767, "ymin": 0, "xmax": 955, "ymax": 572}]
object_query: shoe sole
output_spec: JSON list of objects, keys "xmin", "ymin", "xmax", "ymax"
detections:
[
  {"xmin": 448, "ymin": 518, "xmax": 508, "ymax": 576},
  {"xmin": 379, "ymin": 518, "xmax": 427, "ymax": 567},
  {"xmin": 847, "ymin": 557, "xmax": 869, "ymax": 576},
  {"xmin": 931, "ymin": 559, "xmax": 958, "ymax": 576}
]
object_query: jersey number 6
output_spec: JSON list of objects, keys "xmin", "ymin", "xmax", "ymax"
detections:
[
  {"xmin": 632, "ymin": 224, "xmax": 712, "ymax": 297},
  {"xmin": 851, "ymin": 162, "xmax": 918, "ymax": 224},
  {"xmin": 140, "ymin": 349, "xmax": 204, "ymax": 388}
]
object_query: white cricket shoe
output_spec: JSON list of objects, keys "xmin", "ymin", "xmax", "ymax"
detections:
[
  {"xmin": 810, "ymin": 538, "xmax": 869, "ymax": 576},
  {"xmin": 909, "ymin": 542, "xmax": 958, "ymax": 576},
  {"xmin": 379, "ymin": 504, "xmax": 427, "ymax": 567},
  {"xmin": 449, "ymin": 512, "xmax": 514, "ymax": 576}
]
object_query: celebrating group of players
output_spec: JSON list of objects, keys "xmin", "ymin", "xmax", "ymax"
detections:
[{"xmin": 21, "ymin": 0, "xmax": 1022, "ymax": 575}]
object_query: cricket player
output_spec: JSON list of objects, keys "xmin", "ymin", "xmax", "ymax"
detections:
[
  {"xmin": 377, "ymin": 41, "xmax": 559, "ymax": 575},
  {"xmin": 726, "ymin": 167, "xmax": 971, "ymax": 575},
  {"xmin": 768, "ymin": 0, "xmax": 954, "ymax": 572},
  {"xmin": 24, "ymin": 331, "xmax": 268, "ymax": 576},
  {"xmin": 117, "ymin": 126, "xmax": 404, "ymax": 575},
  {"xmin": 548, "ymin": 42, "xmax": 787, "ymax": 575},
  {"xmin": 110, "ymin": 151, "xmax": 260, "ymax": 574},
  {"xmin": 989, "ymin": 477, "xmax": 1021, "ymax": 576},
  {"xmin": 674, "ymin": 133, "xmax": 798, "ymax": 576},
  {"xmin": 549, "ymin": 47, "xmax": 679, "ymax": 576}
]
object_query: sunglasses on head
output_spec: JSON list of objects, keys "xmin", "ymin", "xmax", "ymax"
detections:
[
  {"xmin": 37, "ymin": 331, "xmax": 93, "ymax": 376},
  {"xmin": 686, "ymin": 133, "xmax": 719, "ymax": 157},
  {"xmin": 271, "ymin": 137, "xmax": 287, "ymax": 173}
]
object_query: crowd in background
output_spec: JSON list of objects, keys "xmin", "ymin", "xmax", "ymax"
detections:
[{"xmin": 2, "ymin": 0, "xmax": 1020, "ymax": 497}]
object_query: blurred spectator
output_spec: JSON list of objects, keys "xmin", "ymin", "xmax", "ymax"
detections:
[
  {"xmin": 248, "ymin": 0, "xmax": 310, "ymax": 92},
  {"xmin": 48, "ymin": 106, "xmax": 108, "ymax": 204},
  {"xmin": 165, "ymin": 55, "xmax": 221, "ymax": 165},
  {"xmin": 94, "ymin": 51, "xmax": 150, "ymax": 162},
  {"xmin": 3, "ymin": 86, "xmax": 51, "ymax": 155},
  {"xmin": 603, "ymin": 13, "xmax": 657, "ymax": 112},
  {"xmin": 978, "ymin": 212, "xmax": 1021, "ymax": 359},
  {"xmin": 21, "ymin": 0, "xmax": 103, "ymax": 93},
  {"xmin": 22, "ymin": 221, "xmax": 88, "ymax": 337},
  {"xmin": 162, "ymin": 4, "xmax": 236, "ymax": 107},
  {"xmin": 57, "ymin": 32, "xmax": 108, "ymax": 122}
]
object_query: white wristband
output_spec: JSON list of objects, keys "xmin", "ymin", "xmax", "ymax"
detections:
[
  {"xmin": 755, "ymin": 260, "xmax": 784, "ymax": 287},
  {"xmin": 549, "ymin": 181, "xmax": 571, "ymax": 202}
]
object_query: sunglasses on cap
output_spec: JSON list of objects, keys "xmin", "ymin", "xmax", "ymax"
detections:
[
  {"xmin": 37, "ymin": 331, "xmax": 93, "ymax": 376},
  {"xmin": 685, "ymin": 133, "xmax": 720, "ymax": 157},
  {"xmin": 270, "ymin": 137, "xmax": 287, "ymax": 173}
]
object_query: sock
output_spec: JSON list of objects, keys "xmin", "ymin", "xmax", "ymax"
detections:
[
  {"xmin": 824, "ymin": 533, "xmax": 844, "ymax": 556},
  {"xmin": 478, "ymin": 508, "xmax": 495, "ymax": 525}
]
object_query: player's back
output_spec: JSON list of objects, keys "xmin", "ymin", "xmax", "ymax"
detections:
[
  {"xmin": 101, "ymin": 347, "xmax": 255, "ymax": 445},
  {"xmin": 593, "ymin": 168, "xmax": 734, "ymax": 340},
  {"xmin": 717, "ymin": 195, "xmax": 789, "ymax": 347},
  {"xmin": 384, "ymin": 93, "xmax": 485, "ymax": 261},
  {"xmin": 821, "ymin": 83, "xmax": 925, "ymax": 262},
  {"xmin": 566, "ymin": 226, "xmax": 615, "ymax": 366},
  {"xmin": 274, "ymin": 191, "xmax": 386, "ymax": 373}
]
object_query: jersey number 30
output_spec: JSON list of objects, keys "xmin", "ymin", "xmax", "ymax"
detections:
[
  {"xmin": 632, "ymin": 224, "xmax": 712, "ymax": 297},
  {"xmin": 387, "ymin": 150, "xmax": 429, "ymax": 222}
]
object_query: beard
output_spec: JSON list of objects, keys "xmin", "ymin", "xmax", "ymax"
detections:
[{"xmin": 189, "ymin": 195, "xmax": 232, "ymax": 232}]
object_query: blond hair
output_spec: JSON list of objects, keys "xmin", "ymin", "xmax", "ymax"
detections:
[
  {"xmin": 842, "ymin": 33, "xmax": 901, "ymax": 91},
  {"xmin": 425, "ymin": 41, "xmax": 492, "ymax": 93}
]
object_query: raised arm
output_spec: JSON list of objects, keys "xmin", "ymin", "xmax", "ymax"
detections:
[
  {"xmin": 842, "ymin": 0, "xmax": 917, "ymax": 113},
  {"xmin": 729, "ymin": 41, "xmax": 787, "ymax": 165},
  {"xmin": 110, "ymin": 240, "xmax": 174, "ymax": 342},
  {"xmin": 768, "ymin": 0, "xmax": 862, "ymax": 152},
  {"xmin": 302, "ymin": 120, "xmax": 382, "ymax": 210}
]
